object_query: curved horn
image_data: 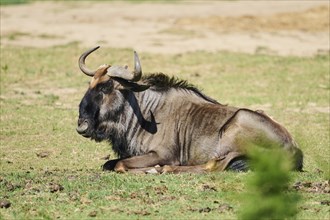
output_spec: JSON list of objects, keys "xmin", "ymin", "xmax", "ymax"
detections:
[
  {"xmin": 78, "ymin": 46, "xmax": 100, "ymax": 77},
  {"xmin": 132, "ymin": 51, "xmax": 142, "ymax": 81},
  {"xmin": 107, "ymin": 51, "xmax": 142, "ymax": 82}
]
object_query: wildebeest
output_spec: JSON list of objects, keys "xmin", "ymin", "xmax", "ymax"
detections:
[{"xmin": 76, "ymin": 46, "xmax": 303, "ymax": 173}]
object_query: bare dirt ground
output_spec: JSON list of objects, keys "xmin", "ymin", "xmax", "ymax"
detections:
[{"xmin": 0, "ymin": 1, "xmax": 329, "ymax": 56}]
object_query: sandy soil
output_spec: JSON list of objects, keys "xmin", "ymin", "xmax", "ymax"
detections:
[{"xmin": 0, "ymin": 1, "xmax": 329, "ymax": 56}]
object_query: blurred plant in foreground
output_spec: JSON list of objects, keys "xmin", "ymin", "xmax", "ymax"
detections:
[{"xmin": 239, "ymin": 145, "xmax": 300, "ymax": 220}]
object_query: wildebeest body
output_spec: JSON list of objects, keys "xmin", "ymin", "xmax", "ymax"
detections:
[{"xmin": 76, "ymin": 47, "xmax": 303, "ymax": 173}]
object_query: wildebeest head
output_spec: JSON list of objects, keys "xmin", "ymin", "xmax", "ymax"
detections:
[{"xmin": 76, "ymin": 46, "xmax": 148, "ymax": 141}]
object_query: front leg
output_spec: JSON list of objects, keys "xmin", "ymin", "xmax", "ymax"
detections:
[{"xmin": 113, "ymin": 151, "xmax": 165, "ymax": 173}]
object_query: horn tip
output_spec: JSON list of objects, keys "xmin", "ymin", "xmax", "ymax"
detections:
[{"xmin": 134, "ymin": 51, "xmax": 140, "ymax": 60}]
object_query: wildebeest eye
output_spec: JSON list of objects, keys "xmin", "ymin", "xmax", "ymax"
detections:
[
  {"xmin": 99, "ymin": 81, "xmax": 113, "ymax": 94},
  {"xmin": 100, "ymin": 87, "xmax": 110, "ymax": 93}
]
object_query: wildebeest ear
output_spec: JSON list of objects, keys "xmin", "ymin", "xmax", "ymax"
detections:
[{"xmin": 113, "ymin": 77, "xmax": 150, "ymax": 92}]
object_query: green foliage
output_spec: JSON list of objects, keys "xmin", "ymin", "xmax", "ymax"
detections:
[{"xmin": 240, "ymin": 148, "xmax": 300, "ymax": 220}]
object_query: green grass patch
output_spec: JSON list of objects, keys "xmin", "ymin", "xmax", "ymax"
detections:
[
  {"xmin": 0, "ymin": 45, "xmax": 329, "ymax": 219},
  {"xmin": 0, "ymin": 0, "xmax": 29, "ymax": 5}
]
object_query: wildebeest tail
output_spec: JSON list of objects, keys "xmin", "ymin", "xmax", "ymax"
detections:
[{"xmin": 293, "ymin": 147, "xmax": 304, "ymax": 171}]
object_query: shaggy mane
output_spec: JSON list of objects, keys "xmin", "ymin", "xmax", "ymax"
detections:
[{"xmin": 142, "ymin": 73, "xmax": 220, "ymax": 104}]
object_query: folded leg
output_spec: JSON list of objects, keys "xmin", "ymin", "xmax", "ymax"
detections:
[
  {"xmin": 112, "ymin": 151, "xmax": 166, "ymax": 173},
  {"xmin": 161, "ymin": 152, "xmax": 243, "ymax": 174}
]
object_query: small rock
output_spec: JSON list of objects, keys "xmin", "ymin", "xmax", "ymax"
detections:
[
  {"xmin": 314, "ymin": 168, "xmax": 323, "ymax": 174},
  {"xmin": 302, "ymin": 182, "xmax": 312, "ymax": 187},
  {"xmin": 88, "ymin": 173, "xmax": 101, "ymax": 182},
  {"xmin": 88, "ymin": 211, "xmax": 97, "ymax": 217},
  {"xmin": 130, "ymin": 192, "xmax": 138, "ymax": 199},
  {"xmin": 201, "ymin": 184, "xmax": 217, "ymax": 191},
  {"xmin": 0, "ymin": 199, "xmax": 11, "ymax": 209},
  {"xmin": 218, "ymin": 204, "xmax": 233, "ymax": 212},
  {"xmin": 80, "ymin": 197, "xmax": 92, "ymax": 205},
  {"xmin": 320, "ymin": 200, "xmax": 330, "ymax": 206},
  {"xmin": 146, "ymin": 168, "xmax": 158, "ymax": 174},
  {"xmin": 67, "ymin": 175, "xmax": 77, "ymax": 181},
  {"xmin": 132, "ymin": 210, "xmax": 151, "ymax": 216},
  {"xmin": 36, "ymin": 151, "xmax": 50, "ymax": 158},
  {"xmin": 69, "ymin": 191, "xmax": 80, "ymax": 201},
  {"xmin": 154, "ymin": 185, "xmax": 168, "ymax": 195},
  {"xmin": 199, "ymin": 207, "xmax": 212, "ymax": 213},
  {"xmin": 100, "ymin": 154, "xmax": 110, "ymax": 160},
  {"xmin": 49, "ymin": 183, "xmax": 64, "ymax": 193}
]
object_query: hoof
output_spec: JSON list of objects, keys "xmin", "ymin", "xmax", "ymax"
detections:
[
  {"xmin": 226, "ymin": 156, "xmax": 249, "ymax": 172},
  {"xmin": 161, "ymin": 165, "xmax": 174, "ymax": 174},
  {"xmin": 102, "ymin": 159, "xmax": 120, "ymax": 171}
]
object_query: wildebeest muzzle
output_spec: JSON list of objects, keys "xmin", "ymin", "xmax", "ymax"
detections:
[{"xmin": 76, "ymin": 118, "xmax": 92, "ymax": 137}]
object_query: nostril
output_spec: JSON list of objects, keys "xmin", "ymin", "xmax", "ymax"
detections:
[
  {"xmin": 78, "ymin": 118, "xmax": 85, "ymax": 126},
  {"xmin": 77, "ymin": 119, "xmax": 89, "ymax": 134}
]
